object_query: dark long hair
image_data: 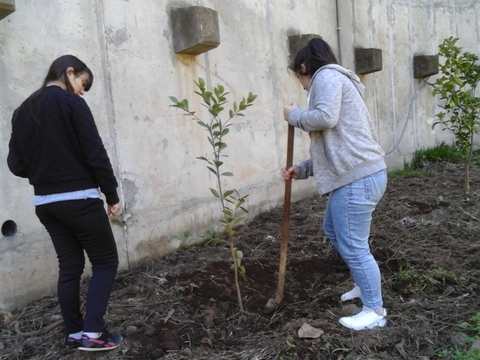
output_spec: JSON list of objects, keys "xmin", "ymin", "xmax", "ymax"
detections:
[
  {"xmin": 18, "ymin": 55, "xmax": 94, "ymax": 125},
  {"xmin": 42, "ymin": 55, "xmax": 94, "ymax": 92},
  {"xmin": 292, "ymin": 38, "xmax": 338, "ymax": 76}
]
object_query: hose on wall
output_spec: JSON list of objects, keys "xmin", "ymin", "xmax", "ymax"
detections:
[{"xmin": 385, "ymin": 79, "xmax": 429, "ymax": 155}]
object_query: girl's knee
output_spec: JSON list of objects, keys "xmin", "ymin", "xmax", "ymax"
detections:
[
  {"xmin": 59, "ymin": 263, "xmax": 85, "ymax": 278},
  {"xmin": 88, "ymin": 250, "xmax": 118, "ymax": 268}
]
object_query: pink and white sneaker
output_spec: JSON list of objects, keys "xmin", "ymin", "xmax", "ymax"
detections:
[{"xmin": 78, "ymin": 331, "xmax": 123, "ymax": 351}]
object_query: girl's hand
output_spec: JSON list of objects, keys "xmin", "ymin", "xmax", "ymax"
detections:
[
  {"xmin": 282, "ymin": 166, "xmax": 298, "ymax": 181},
  {"xmin": 283, "ymin": 103, "xmax": 297, "ymax": 121},
  {"xmin": 108, "ymin": 203, "xmax": 122, "ymax": 219}
]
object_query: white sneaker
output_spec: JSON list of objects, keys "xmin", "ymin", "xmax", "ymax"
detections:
[
  {"xmin": 340, "ymin": 284, "xmax": 361, "ymax": 301},
  {"xmin": 339, "ymin": 307, "xmax": 387, "ymax": 331}
]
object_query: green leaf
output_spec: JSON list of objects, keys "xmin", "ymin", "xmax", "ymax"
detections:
[
  {"xmin": 223, "ymin": 190, "xmax": 234, "ymax": 197},
  {"xmin": 209, "ymin": 188, "xmax": 219, "ymax": 197},
  {"xmin": 453, "ymin": 77, "xmax": 464, "ymax": 86},
  {"xmin": 236, "ymin": 250, "xmax": 243, "ymax": 260},
  {"xmin": 207, "ymin": 166, "xmax": 218, "ymax": 175},
  {"xmin": 221, "ymin": 172, "xmax": 233, "ymax": 176},
  {"xmin": 196, "ymin": 78, "xmax": 206, "ymax": 92},
  {"xmin": 233, "ymin": 217, "xmax": 244, "ymax": 225},
  {"xmin": 196, "ymin": 156, "xmax": 210, "ymax": 163}
]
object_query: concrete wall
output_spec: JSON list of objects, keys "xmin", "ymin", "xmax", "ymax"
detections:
[{"xmin": 0, "ymin": 0, "xmax": 478, "ymax": 310}]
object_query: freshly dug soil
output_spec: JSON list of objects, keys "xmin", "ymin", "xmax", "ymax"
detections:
[{"xmin": 1, "ymin": 161, "xmax": 480, "ymax": 360}]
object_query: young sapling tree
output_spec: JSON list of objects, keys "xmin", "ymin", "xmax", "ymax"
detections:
[
  {"xmin": 170, "ymin": 78, "xmax": 256, "ymax": 313},
  {"xmin": 430, "ymin": 37, "xmax": 480, "ymax": 202}
]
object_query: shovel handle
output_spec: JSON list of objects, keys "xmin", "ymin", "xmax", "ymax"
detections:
[
  {"xmin": 285, "ymin": 125, "xmax": 295, "ymax": 169},
  {"xmin": 283, "ymin": 124, "xmax": 294, "ymax": 219},
  {"xmin": 264, "ymin": 124, "xmax": 295, "ymax": 313},
  {"xmin": 276, "ymin": 124, "xmax": 295, "ymax": 296}
]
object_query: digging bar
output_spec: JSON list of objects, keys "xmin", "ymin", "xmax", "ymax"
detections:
[{"xmin": 264, "ymin": 124, "xmax": 294, "ymax": 313}]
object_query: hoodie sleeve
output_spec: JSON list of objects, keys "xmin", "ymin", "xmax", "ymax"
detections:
[
  {"xmin": 288, "ymin": 70, "xmax": 342, "ymax": 132},
  {"xmin": 296, "ymin": 158, "xmax": 314, "ymax": 179}
]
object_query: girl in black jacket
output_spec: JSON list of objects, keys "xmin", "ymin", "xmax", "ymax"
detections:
[{"xmin": 8, "ymin": 55, "xmax": 123, "ymax": 352}]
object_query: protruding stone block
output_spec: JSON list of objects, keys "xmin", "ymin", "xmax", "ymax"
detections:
[
  {"xmin": 171, "ymin": 6, "xmax": 220, "ymax": 55},
  {"xmin": 355, "ymin": 48, "xmax": 383, "ymax": 75},
  {"xmin": 413, "ymin": 55, "xmax": 439, "ymax": 78},
  {"xmin": 0, "ymin": 0, "xmax": 15, "ymax": 20},
  {"xmin": 288, "ymin": 34, "xmax": 322, "ymax": 69}
]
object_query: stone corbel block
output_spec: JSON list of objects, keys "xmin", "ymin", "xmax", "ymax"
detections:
[
  {"xmin": 0, "ymin": 0, "xmax": 15, "ymax": 20},
  {"xmin": 355, "ymin": 48, "xmax": 383, "ymax": 75},
  {"xmin": 171, "ymin": 6, "xmax": 220, "ymax": 55},
  {"xmin": 287, "ymin": 34, "xmax": 321, "ymax": 69},
  {"xmin": 413, "ymin": 55, "xmax": 439, "ymax": 78}
]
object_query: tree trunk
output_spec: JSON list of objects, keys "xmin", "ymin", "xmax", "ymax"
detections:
[{"xmin": 464, "ymin": 161, "xmax": 470, "ymax": 203}]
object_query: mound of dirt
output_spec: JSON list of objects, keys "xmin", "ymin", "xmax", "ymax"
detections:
[{"xmin": 2, "ymin": 161, "xmax": 480, "ymax": 359}]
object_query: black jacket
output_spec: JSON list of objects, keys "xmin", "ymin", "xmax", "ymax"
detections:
[{"xmin": 7, "ymin": 86, "xmax": 119, "ymax": 205}]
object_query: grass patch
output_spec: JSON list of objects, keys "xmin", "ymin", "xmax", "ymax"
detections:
[
  {"xmin": 437, "ymin": 313, "xmax": 480, "ymax": 359},
  {"xmin": 388, "ymin": 142, "xmax": 467, "ymax": 180},
  {"xmin": 410, "ymin": 142, "xmax": 463, "ymax": 167},
  {"xmin": 393, "ymin": 267, "xmax": 470, "ymax": 293},
  {"xmin": 388, "ymin": 167, "xmax": 425, "ymax": 180}
]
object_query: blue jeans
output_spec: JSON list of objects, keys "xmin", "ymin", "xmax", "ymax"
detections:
[{"xmin": 323, "ymin": 169, "xmax": 387, "ymax": 310}]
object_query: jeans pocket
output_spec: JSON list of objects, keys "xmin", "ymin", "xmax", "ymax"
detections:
[{"xmin": 364, "ymin": 170, "xmax": 387, "ymax": 203}]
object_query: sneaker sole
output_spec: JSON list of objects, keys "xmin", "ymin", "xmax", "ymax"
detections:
[
  {"xmin": 78, "ymin": 344, "xmax": 121, "ymax": 352},
  {"xmin": 339, "ymin": 318, "xmax": 387, "ymax": 331}
]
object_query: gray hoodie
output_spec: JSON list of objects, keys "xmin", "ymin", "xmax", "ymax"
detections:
[{"xmin": 288, "ymin": 64, "xmax": 386, "ymax": 194}]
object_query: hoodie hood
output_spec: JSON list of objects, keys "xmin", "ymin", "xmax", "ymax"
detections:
[{"xmin": 311, "ymin": 64, "xmax": 365, "ymax": 98}]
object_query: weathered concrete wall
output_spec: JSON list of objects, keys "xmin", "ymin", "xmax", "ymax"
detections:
[
  {"xmin": 339, "ymin": 0, "xmax": 480, "ymax": 169},
  {"xmin": 0, "ymin": 0, "xmax": 479, "ymax": 310}
]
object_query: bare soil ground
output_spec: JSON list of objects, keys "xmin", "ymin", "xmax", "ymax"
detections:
[{"xmin": 1, "ymin": 161, "xmax": 480, "ymax": 360}]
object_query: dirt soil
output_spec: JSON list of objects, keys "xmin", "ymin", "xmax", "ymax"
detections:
[{"xmin": 1, "ymin": 161, "xmax": 480, "ymax": 360}]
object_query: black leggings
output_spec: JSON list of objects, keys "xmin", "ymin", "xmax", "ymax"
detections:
[{"xmin": 36, "ymin": 198, "xmax": 119, "ymax": 334}]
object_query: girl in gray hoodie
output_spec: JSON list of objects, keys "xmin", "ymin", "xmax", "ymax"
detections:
[{"xmin": 283, "ymin": 39, "xmax": 388, "ymax": 331}]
